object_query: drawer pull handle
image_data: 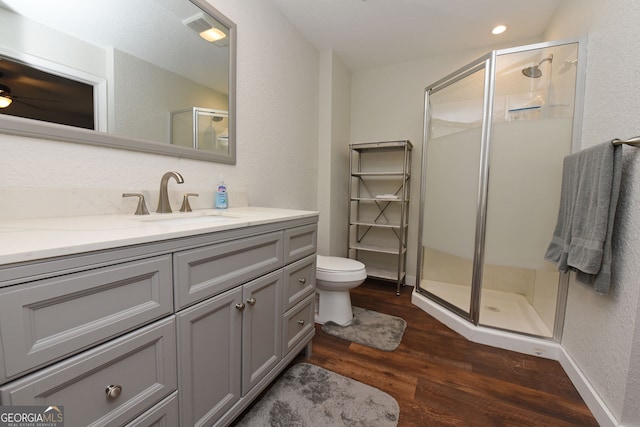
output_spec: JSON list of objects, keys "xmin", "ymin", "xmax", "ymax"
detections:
[
  {"xmin": 235, "ymin": 303, "xmax": 245, "ymax": 311},
  {"xmin": 297, "ymin": 320, "xmax": 305, "ymax": 326},
  {"xmin": 246, "ymin": 297, "xmax": 256, "ymax": 306},
  {"xmin": 298, "ymin": 277, "xmax": 307, "ymax": 284},
  {"xmin": 105, "ymin": 384, "xmax": 122, "ymax": 400}
]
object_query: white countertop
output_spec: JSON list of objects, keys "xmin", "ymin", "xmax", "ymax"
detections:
[{"xmin": 0, "ymin": 207, "xmax": 318, "ymax": 266}]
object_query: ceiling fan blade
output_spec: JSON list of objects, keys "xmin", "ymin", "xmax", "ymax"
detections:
[
  {"xmin": 14, "ymin": 98, "xmax": 47, "ymax": 111},
  {"xmin": 12, "ymin": 94, "xmax": 60, "ymax": 103}
]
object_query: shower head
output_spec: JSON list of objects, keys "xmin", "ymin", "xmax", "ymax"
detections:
[
  {"xmin": 522, "ymin": 65, "xmax": 542, "ymax": 78},
  {"xmin": 522, "ymin": 54, "xmax": 554, "ymax": 78}
]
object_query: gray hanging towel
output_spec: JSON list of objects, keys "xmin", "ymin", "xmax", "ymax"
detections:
[{"xmin": 544, "ymin": 141, "xmax": 622, "ymax": 294}]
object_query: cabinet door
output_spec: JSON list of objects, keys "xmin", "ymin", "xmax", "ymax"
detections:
[
  {"xmin": 242, "ymin": 270, "xmax": 283, "ymax": 395},
  {"xmin": 176, "ymin": 287, "xmax": 243, "ymax": 427}
]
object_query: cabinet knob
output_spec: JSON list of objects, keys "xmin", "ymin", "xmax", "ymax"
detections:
[
  {"xmin": 298, "ymin": 277, "xmax": 306, "ymax": 284},
  {"xmin": 297, "ymin": 319, "xmax": 305, "ymax": 326},
  {"xmin": 246, "ymin": 297, "xmax": 256, "ymax": 306},
  {"xmin": 105, "ymin": 384, "xmax": 122, "ymax": 400},
  {"xmin": 235, "ymin": 303, "xmax": 245, "ymax": 311}
]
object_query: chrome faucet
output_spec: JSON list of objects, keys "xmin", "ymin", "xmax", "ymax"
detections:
[{"xmin": 157, "ymin": 171, "xmax": 184, "ymax": 213}]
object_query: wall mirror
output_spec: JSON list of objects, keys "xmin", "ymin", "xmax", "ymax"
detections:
[{"xmin": 0, "ymin": 0, "xmax": 236, "ymax": 164}]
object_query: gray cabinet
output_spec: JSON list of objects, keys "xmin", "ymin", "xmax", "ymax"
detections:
[
  {"xmin": 0, "ymin": 217, "xmax": 317, "ymax": 427},
  {"xmin": 283, "ymin": 293, "xmax": 315, "ymax": 355},
  {"xmin": 176, "ymin": 269, "xmax": 284, "ymax": 427},
  {"xmin": 176, "ymin": 229, "xmax": 316, "ymax": 427},
  {"xmin": 0, "ymin": 317, "xmax": 177, "ymax": 427},
  {"xmin": 0, "ymin": 255, "xmax": 173, "ymax": 384},
  {"xmin": 125, "ymin": 392, "xmax": 179, "ymax": 427},
  {"xmin": 348, "ymin": 140, "xmax": 412, "ymax": 295},
  {"xmin": 284, "ymin": 223, "xmax": 317, "ymax": 263},
  {"xmin": 241, "ymin": 270, "xmax": 283, "ymax": 394},
  {"xmin": 283, "ymin": 255, "xmax": 316, "ymax": 311},
  {"xmin": 177, "ymin": 286, "xmax": 243, "ymax": 426},
  {"xmin": 173, "ymin": 232, "xmax": 284, "ymax": 310}
]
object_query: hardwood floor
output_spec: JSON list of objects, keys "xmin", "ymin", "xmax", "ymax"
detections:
[{"xmin": 295, "ymin": 279, "xmax": 599, "ymax": 426}]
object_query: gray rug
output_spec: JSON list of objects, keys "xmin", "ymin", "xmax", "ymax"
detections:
[
  {"xmin": 235, "ymin": 363, "xmax": 399, "ymax": 427},
  {"xmin": 321, "ymin": 307, "xmax": 407, "ymax": 351}
]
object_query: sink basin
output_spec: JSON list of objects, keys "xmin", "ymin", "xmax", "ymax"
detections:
[{"xmin": 136, "ymin": 213, "xmax": 240, "ymax": 226}]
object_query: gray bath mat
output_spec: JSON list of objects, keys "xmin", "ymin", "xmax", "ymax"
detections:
[
  {"xmin": 235, "ymin": 363, "xmax": 399, "ymax": 427},
  {"xmin": 321, "ymin": 306, "xmax": 407, "ymax": 351}
]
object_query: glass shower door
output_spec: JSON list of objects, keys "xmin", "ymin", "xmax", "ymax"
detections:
[
  {"xmin": 479, "ymin": 43, "xmax": 578, "ymax": 336},
  {"xmin": 419, "ymin": 61, "xmax": 487, "ymax": 320}
]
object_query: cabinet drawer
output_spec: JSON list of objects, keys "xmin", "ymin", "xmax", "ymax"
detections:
[
  {"xmin": 126, "ymin": 391, "xmax": 178, "ymax": 427},
  {"xmin": 174, "ymin": 232, "xmax": 284, "ymax": 309},
  {"xmin": 284, "ymin": 223, "xmax": 317, "ymax": 264},
  {"xmin": 283, "ymin": 294, "xmax": 315, "ymax": 355},
  {"xmin": 283, "ymin": 255, "xmax": 316, "ymax": 311},
  {"xmin": 0, "ymin": 317, "xmax": 177, "ymax": 427},
  {"xmin": 0, "ymin": 255, "xmax": 173, "ymax": 383}
]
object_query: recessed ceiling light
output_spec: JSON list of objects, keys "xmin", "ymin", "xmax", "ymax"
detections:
[{"xmin": 491, "ymin": 24, "xmax": 508, "ymax": 35}]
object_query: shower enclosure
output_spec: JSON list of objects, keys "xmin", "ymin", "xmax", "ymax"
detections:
[{"xmin": 416, "ymin": 39, "xmax": 584, "ymax": 340}]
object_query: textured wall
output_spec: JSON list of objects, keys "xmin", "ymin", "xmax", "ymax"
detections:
[
  {"xmin": 544, "ymin": 0, "xmax": 640, "ymax": 424},
  {"xmin": 0, "ymin": 0, "xmax": 319, "ymax": 220},
  {"xmin": 317, "ymin": 50, "xmax": 351, "ymax": 257},
  {"xmin": 328, "ymin": 54, "xmax": 351, "ymax": 257}
]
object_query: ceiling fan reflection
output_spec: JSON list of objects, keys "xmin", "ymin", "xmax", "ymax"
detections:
[{"xmin": 0, "ymin": 83, "xmax": 59, "ymax": 110}]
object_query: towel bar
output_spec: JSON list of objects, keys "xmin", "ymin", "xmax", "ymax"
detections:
[{"xmin": 611, "ymin": 136, "xmax": 640, "ymax": 146}]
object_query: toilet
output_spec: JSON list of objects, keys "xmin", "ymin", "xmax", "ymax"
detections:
[{"xmin": 315, "ymin": 255, "xmax": 367, "ymax": 326}]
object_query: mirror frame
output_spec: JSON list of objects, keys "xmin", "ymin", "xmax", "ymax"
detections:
[{"xmin": 0, "ymin": 0, "xmax": 237, "ymax": 164}]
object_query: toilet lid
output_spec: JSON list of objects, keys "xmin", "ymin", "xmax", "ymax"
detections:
[{"xmin": 317, "ymin": 255, "xmax": 365, "ymax": 272}]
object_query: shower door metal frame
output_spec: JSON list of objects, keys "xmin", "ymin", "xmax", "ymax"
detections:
[{"xmin": 416, "ymin": 38, "xmax": 585, "ymax": 340}]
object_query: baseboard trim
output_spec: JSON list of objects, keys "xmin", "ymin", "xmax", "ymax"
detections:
[
  {"xmin": 411, "ymin": 290, "xmax": 623, "ymax": 426},
  {"xmin": 558, "ymin": 347, "xmax": 621, "ymax": 427}
]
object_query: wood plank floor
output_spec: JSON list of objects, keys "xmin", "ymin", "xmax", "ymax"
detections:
[{"xmin": 295, "ymin": 279, "xmax": 599, "ymax": 427}]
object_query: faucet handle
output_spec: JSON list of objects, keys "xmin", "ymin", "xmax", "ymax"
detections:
[
  {"xmin": 180, "ymin": 193, "xmax": 199, "ymax": 212},
  {"xmin": 122, "ymin": 193, "xmax": 150, "ymax": 215}
]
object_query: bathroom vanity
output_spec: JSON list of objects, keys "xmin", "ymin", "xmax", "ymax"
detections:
[{"xmin": 0, "ymin": 207, "xmax": 318, "ymax": 426}]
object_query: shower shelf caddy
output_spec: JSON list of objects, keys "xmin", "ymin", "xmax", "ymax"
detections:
[{"xmin": 348, "ymin": 140, "xmax": 412, "ymax": 295}]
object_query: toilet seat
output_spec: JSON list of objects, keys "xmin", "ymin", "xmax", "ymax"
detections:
[{"xmin": 316, "ymin": 255, "xmax": 366, "ymax": 282}]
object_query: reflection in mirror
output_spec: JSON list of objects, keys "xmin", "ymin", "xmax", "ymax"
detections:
[
  {"xmin": 171, "ymin": 107, "xmax": 229, "ymax": 154},
  {"xmin": 0, "ymin": 0, "xmax": 236, "ymax": 164},
  {"xmin": 0, "ymin": 56, "xmax": 95, "ymax": 129}
]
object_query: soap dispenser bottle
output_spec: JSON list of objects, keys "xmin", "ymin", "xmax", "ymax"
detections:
[{"xmin": 215, "ymin": 174, "xmax": 228, "ymax": 209}]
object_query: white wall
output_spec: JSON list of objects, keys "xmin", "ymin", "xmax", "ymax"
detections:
[
  {"xmin": 0, "ymin": 7, "xmax": 106, "ymax": 78},
  {"xmin": 317, "ymin": 50, "xmax": 351, "ymax": 256},
  {"xmin": 0, "ymin": 0, "xmax": 320, "ymax": 221},
  {"xmin": 544, "ymin": 0, "xmax": 640, "ymax": 425}
]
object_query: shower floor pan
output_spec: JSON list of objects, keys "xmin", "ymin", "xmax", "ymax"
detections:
[{"xmin": 423, "ymin": 280, "xmax": 552, "ymax": 337}]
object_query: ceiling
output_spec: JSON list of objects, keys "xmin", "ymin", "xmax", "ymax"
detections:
[{"xmin": 267, "ymin": 0, "xmax": 563, "ymax": 70}]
